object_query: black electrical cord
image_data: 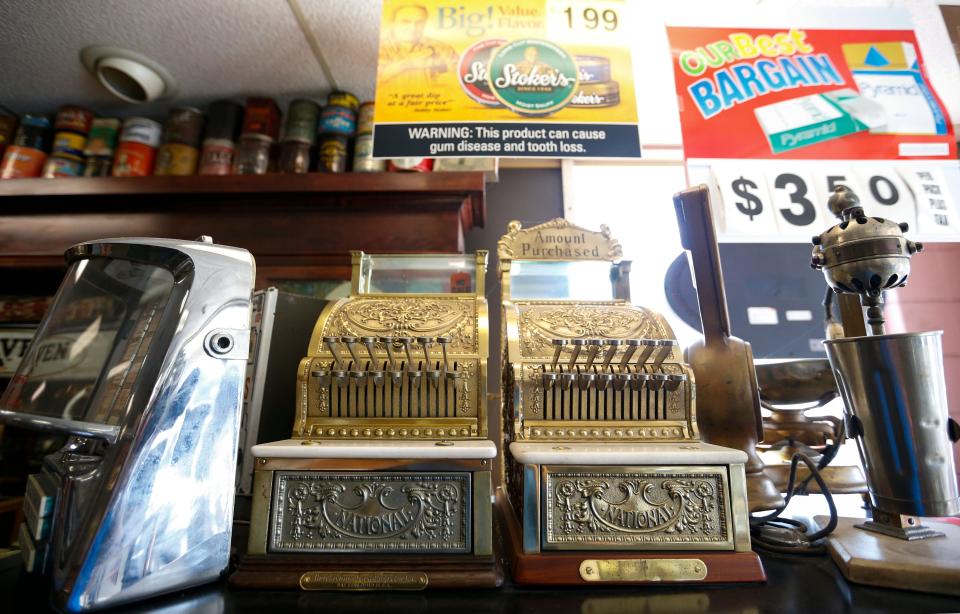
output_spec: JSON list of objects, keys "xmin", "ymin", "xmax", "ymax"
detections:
[{"xmin": 750, "ymin": 452, "xmax": 838, "ymax": 555}]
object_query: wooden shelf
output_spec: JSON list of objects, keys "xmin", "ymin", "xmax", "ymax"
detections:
[{"xmin": 0, "ymin": 172, "xmax": 486, "ymax": 286}]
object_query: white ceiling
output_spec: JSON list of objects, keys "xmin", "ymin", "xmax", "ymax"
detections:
[{"xmin": 0, "ymin": 0, "xmax": 384, "ymax": 117}]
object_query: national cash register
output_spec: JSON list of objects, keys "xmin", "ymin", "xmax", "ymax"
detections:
[
  {"xmin": 234, "ymin": 251, "xmax": 501, "ymax": 590},
  {"xmin": 495, "ymin": 219, "xmax": 763, "ymax": 585}
]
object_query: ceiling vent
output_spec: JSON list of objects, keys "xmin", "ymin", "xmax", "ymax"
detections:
[{"xmin": 80, "ymin": 46, "xmax": 178, "ymax": 103}]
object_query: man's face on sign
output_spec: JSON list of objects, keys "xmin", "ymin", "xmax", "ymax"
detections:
[
  {"xmin": 524, "ymin": 47, "xmax": 538, "ymax": 63},
  {"xmin": 393, "ymin": 6, "xmax": 427, "ymax": 44}
]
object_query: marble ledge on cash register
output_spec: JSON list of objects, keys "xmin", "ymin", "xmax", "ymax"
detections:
[
  {"xmin": 251, "ymin": 438, "xmax": 497, "ymax": 459},
  {"xmin": 509, "ymin": 441, "xmax": 748, "ymax": 465}
]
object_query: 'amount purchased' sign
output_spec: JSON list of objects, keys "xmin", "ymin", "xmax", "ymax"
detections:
[
  {"xmin": 703, "ymin": 161, "xmax": 960, "ymax": 240},
  {"xmin": 372, "ymin": 0, "xmax": 640, "ymax": 158}
]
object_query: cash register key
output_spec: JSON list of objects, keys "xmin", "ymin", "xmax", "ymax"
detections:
[
  {"xmin": 397, "ymin": 337, "xmax": 416, "ymax": 370},
  {"xmin": 559, "ymin": 372, "xmax": 576, "ymax": 391},
  {"xmin": 631, "ymin": 372, "xmax": 652, "ymax": 391},
  {"xmin": 665, "ymin": 373, "xmax": 686, "ymax": 391},
  {"xmin": 322, "ymin": 336, "xmax": 345, "ymax": 370},
  {"xmin": 652, "ymin": 339, "xmax": 679, "ymax": 368},
  {"xmin": 596, "ymin": 372, "xmax": 614, "ymax": 391},
  {"xmin": 341, "ymin": 337, "xmax": 364, "ymax": 370},
  {"xmin": 649, "ymin": 373, "xmax": 669, "ymax": 391},
  {"xmin": 620, "ymin": 338, "xmax": 642, "ymax": 368},
  {"xmin": 601, "ymin": 339, "xmax": 623, "ymax": 370},
  {"xmin": 568, "ymin": 339, "xmax": 587, "ymax": 366},
  {"xmin": 634, "ymin": 339, "xmax": 659, "ymax": 366},
  {"xmin": 541, "ymin": 371, "xmax": 557, "ymax": 390},
  {"xmin": 550, "ymin": 338, "xmax": 568, "ymax": 371},
  {"xmin": 584, "ymin": 339, "xmax": 602, "ymax": 369}
]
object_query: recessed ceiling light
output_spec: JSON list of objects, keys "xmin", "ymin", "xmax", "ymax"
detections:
[{"xmin": 80, "ymin": 46, "xmax": 178, "ymax": 104}]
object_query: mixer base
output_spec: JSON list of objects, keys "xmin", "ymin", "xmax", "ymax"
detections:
[{"xmin": 816, "ymin": 516, "xmax": 960, "ymax": 596}]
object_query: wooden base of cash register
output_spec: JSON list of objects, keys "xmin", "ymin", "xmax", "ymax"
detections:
[
  {"xmin": 231, "ymin": 551, "xmax": 503, "ymax": 590},
  {"xmin": 496, "ymin": 492, "xmax": 765, "ymax": 586}
]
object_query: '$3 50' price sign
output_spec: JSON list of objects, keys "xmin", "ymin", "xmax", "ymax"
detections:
[{"xmin": 711, "ymin": 164, "xmax": 936, "ymax": 238}]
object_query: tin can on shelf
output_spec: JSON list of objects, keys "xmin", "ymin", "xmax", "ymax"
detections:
[
  {"xmin": 356, "ymin": 102, "xmax": 375, "ymax": 135},
  {"xmin": 0, "ymin": 113, "xmax": 18, "ymax": 159},
  {"xmin": 317, "ymin": 134, "xmax": 348, "ymax": 172},
  {"xmin": 112, "ymin": 118, "xmax": 161, "ymax": 177},
  {"xmin": 279, "ymin": 140, "xmax": 312, "ymax": 174},
  {"xmin": 241, "ymin": 98, "xmax": 280, "ymax": 141},
  {"xmin": 0, "ymin": 146, "xmax": 47, "ymax": 178},
  {"xmin": 53, "ymin": 105, "xmax": 94, "ymax": 135},
  {"xmin": 388, "ymin": 157, "xmax": 434, "ymax": 172},
  {"xmin": 198, "ymin": 138, "xmax": 236, "ymax": 175},
  {"xmin": 351, "ymin": 133, "xmax": 384, "ymax": 172},
  {"xmin": 155, "ymin": 142, "xmax": 199, "ymax": 175},
  {"xmin": 283, "ymin": 99, "xmax": 320, "ymax": 144},
  {"xmin": 83, "ymin": 156, "xmax": 113, "ymax": 177},
  {"xmin": 12, "ymin": 114, "xmax": 52, "ymax": 150},
  {"xmin": 205, "ymin": 100, "xmax": 244, "ymax": 140},
  {"xmin": 51, "ymin": 131, "xmax": 86, "ymax": 160},
  {"xmin": 42, "ymin": 156, "xmax": 84, "ymax": 178},
  {"xmin": 199, "ymin": 100, "xmax": 243, "ymax": 175},
  {"xmin": 319, "ymin": 105, "xmax": 356, "ymax": 136},
  {"xmin": 233, "ymin": 134, "xmax": 273, "ymax": 175},
  {"xmin": 118, "ymin": 118, "xmax": 162, "ymax": 147},
  {"xmin": 1, "ymin": 115, "xmax": 51, "ymax": 178},
  {"xmin": 84, "ymin": 118, "xmax": 120, "ymax": 157},
  {"xmin": 328, "ymin": 91, "xmax": 360, "ymax": 112},
  {"xmin": 112, "ymin": 142, "xmax": 156, "ymax": 177},
  {"xmin": 162, "ymin": 107, "xmax": 204, "ymax": 147}
]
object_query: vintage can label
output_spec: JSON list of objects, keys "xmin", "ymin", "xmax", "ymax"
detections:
[
  {"xmin": 284, "ymin": 99, "xmax": 320, "ymax": 144},
  {"xmin": 54, "ymin": 105, "xmax": 94, "ymax": 134},
  {"xmin": 327, "ymin": 91, "xmax": 360, "ymax": 112},
  {"xmin": 357, "ymin": 102, "xmax": 375, "ymax": 135},
  {"xmin": 242, "ymin": 98, "xmax": 280, "ymax": 140},
  {"xmin": 568, "ymin": 81, "xmax": 621, "ymax": 108},
  {"xmin": 83, "ymin": 156, "xmax": 112, "ymax": 177},
  {"xmin": 120, "ymin": 118, "xmax": 162, "ymax": 147},
  {"xmin": 112, "ymin": 141, "xmax": 156, "ymax": 176},
  {"xmin": 319, "ymin": 105, "xmax": 356, "ymax": 136},
  {"xmin": 352, "ymin": 134, "xmax": 385, "ymax": 172},
  {"xmin": 198, "ymin": 139, "xmax": 236, "ymax": 175},
  {"xmin": 51, "ymin": 131, "xmax": 87, "ymax": 160},
  {"xmin": 458, "ymin": 38, "xmax": 507, "ymax": 106},
  {"xmin": 84, "ymin": 118, "xmax": 120, "ymax": 156},
  {"xmin": 155, "ymin": 142, "xmax": 199, "ymax": 175},
  {"xmin": 576, "ymin": 56, "xmax": 612, "ymax": 84},
  {"xmin": 318, "ymin": 135, "xmax": 347, "ymax": 172},
  {"xmin": 163, "ymin": 107, "xmax": 205, "ymax": 147},
  {"xmin": 42, "ymin": 156, "xmax": 84, "ymax": 177},
  {"xmin": 0, "ymin": 146, "xmax": 47, "ymax": 178}
]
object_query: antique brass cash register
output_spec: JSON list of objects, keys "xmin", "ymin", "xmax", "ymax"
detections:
[
  {"xmin": 235, "ymin": 251, "xmax": 501, "ymax": 590},
  {"xmin": 496, "ymin": 219, "xmax": 764, "ymax": 585}
]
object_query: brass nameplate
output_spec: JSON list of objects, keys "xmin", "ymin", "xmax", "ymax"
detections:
[
  {"xmin": 269, "ymin": 471, "xmax": 470, "ymax": 554},
  {"xmin": 579, "ymin": 558, "xmax": 708, "ymax": 582},
  {"xmin": 543, "ymin": 465, "xmax": 733, "ymax": 550},
  {"xmin": 300, "ymin": 571, "xmax": 429, "ymax": 591}
]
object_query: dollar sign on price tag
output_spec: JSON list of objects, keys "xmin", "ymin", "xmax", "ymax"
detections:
[
  {"xmin": 897, "ymin": 166, "xmax": 958, "ymax": 235},
  {"xmin": 852, "ymin": 166, "xmax": 916, "ymax": 227},
  {"xmin": 712, "ymin": 165, "xmax": 778, "ymax": 236},
  {"xmin": 766, "ymin": 167, "xmax": 824, "ymax": 235}
]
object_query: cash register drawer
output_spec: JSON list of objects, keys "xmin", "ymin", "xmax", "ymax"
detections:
[
  {"xmin": 267, "ymin": 470, "xmax": 472, "ymax": 554},
  {"xmin": 540, "ymin": 465, "xmax": 735, "ymax": 551}
]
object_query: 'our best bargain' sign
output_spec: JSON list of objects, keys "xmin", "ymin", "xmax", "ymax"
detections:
[{"xmin": 667, "ymin": 25, "xmax": 955, "ymax": 160}]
